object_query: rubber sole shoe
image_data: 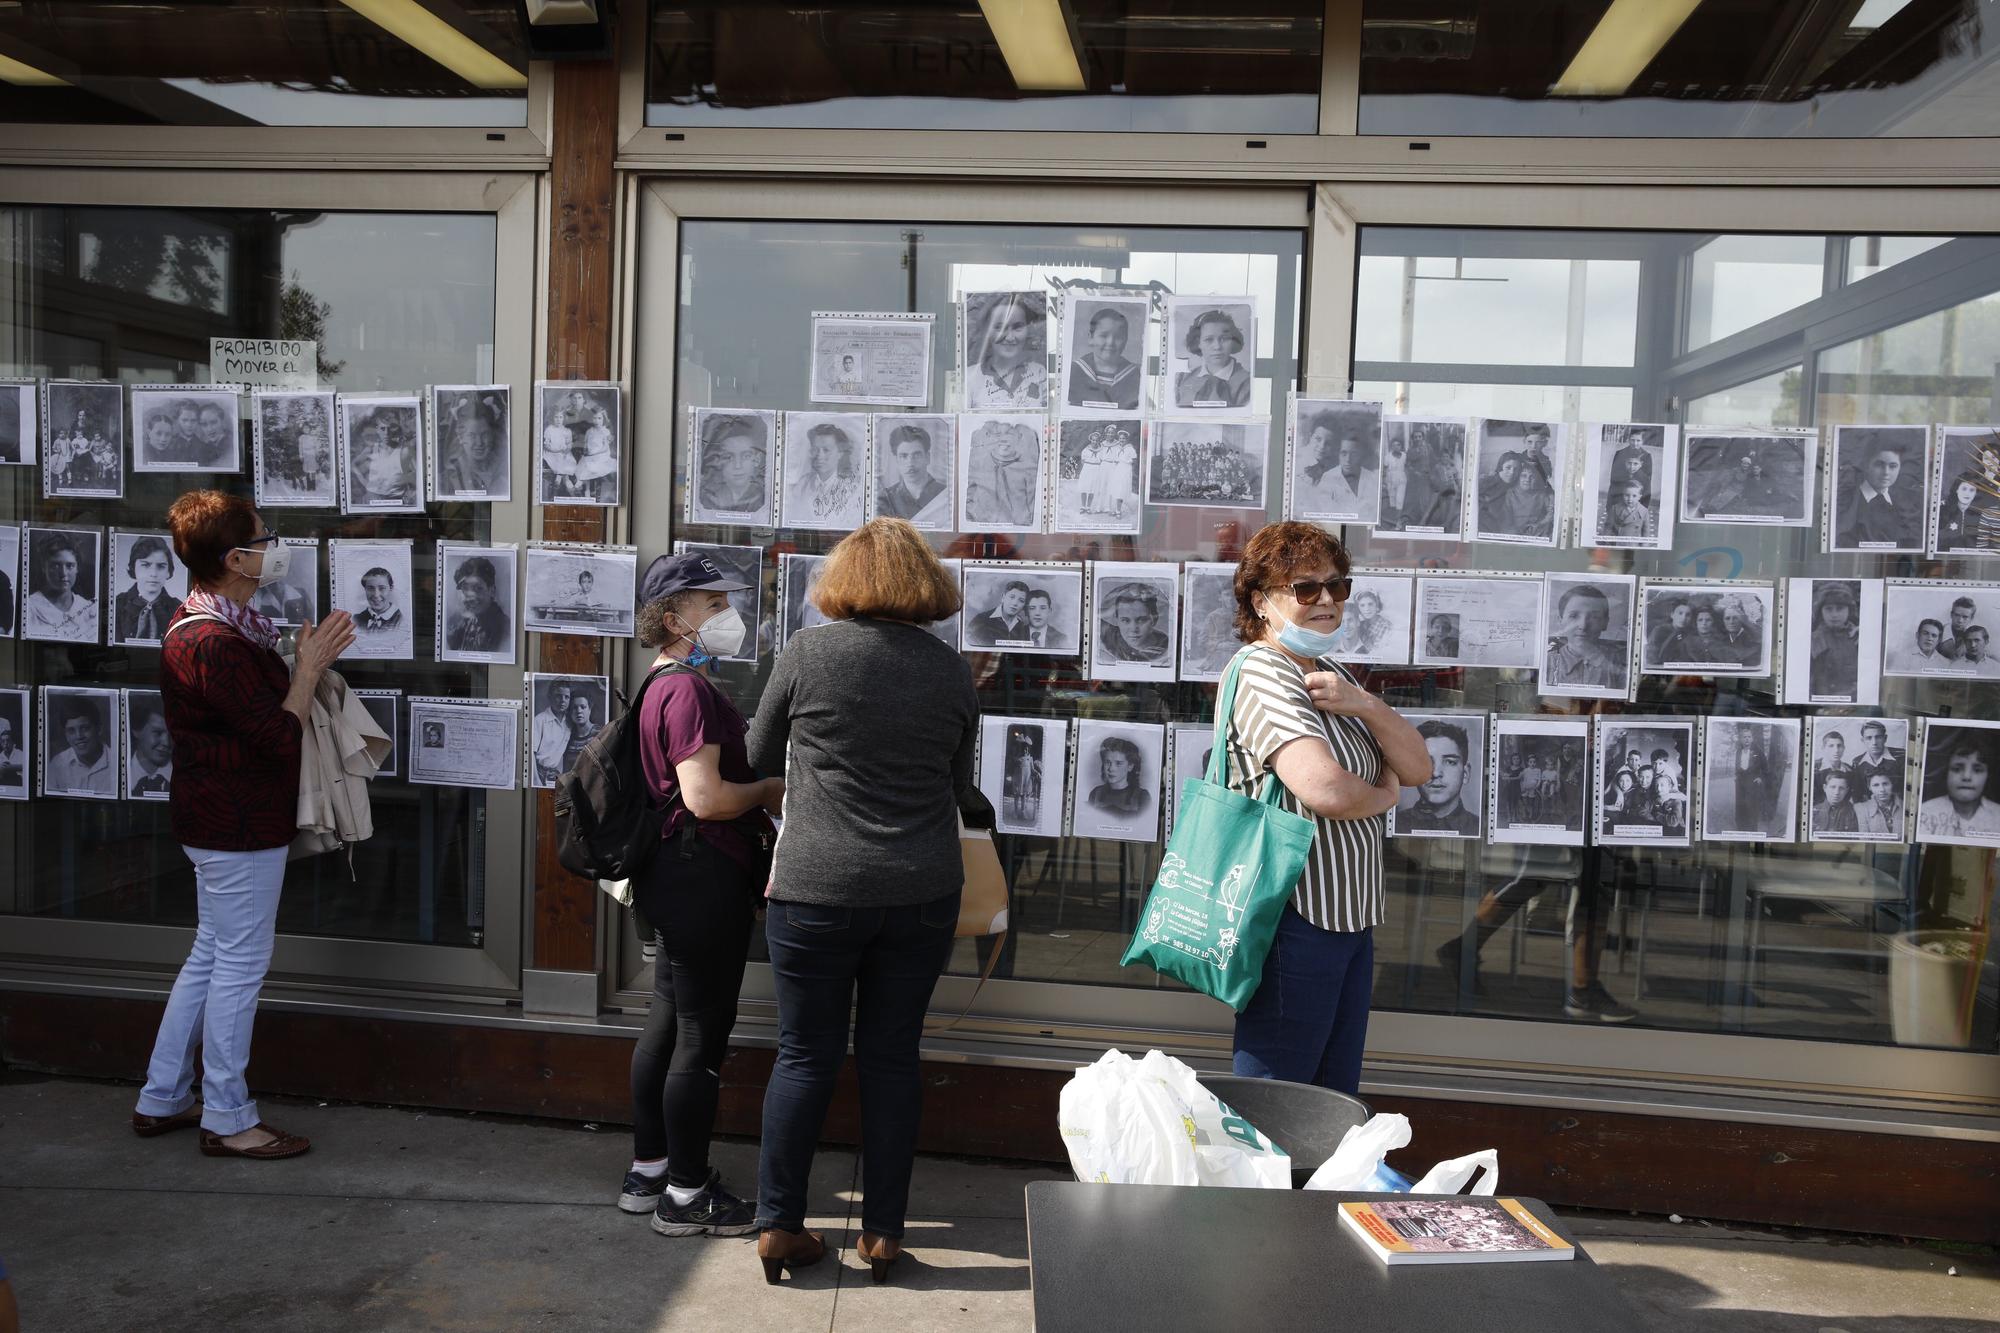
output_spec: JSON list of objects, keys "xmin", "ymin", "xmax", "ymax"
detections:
[
  {"xmin": 1563, "ymin": 982, "xmax": 1638, "ymax": 1024},
  {"xmin": 620, "ymin": 1164, "xmax": 714, "ymax": 1213},
  {"xmin": 651, "ymin": 1177, "xmax": 757, "ymax": 1237}
]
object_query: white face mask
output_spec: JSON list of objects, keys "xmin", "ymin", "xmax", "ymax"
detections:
[
  {"xmin": 240, "ymin": 542, "xmax": 292, "ymax": 588},
  {"xmin": 685, "ymin": 604, "xmax": 747, "ymax": 661}
]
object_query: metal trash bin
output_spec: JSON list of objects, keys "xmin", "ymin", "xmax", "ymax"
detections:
[{"xmin": 1195, "ymin": 1072, "xmax": 1371, "ymax": 1188}]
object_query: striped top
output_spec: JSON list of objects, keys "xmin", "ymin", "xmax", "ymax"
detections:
[{"xmin": 1222, "ymin": 645, "xmax": 1387, "ymax": 932}]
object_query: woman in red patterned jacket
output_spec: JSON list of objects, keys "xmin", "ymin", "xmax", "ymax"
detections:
[{"xmin": 130, "ymin": 491, "xmax": 354, "ymax": 1160}]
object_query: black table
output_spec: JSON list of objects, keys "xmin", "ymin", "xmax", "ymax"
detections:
[{"xmin": 1025, "ymin": 1183, "xmax": 1644, "ymax": 1333}]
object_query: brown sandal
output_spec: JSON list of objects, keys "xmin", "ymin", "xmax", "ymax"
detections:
[
  {"xmin": 199, "ymin": 1123, "xmax": 312, "ymax": 1160},
  {"xmin": 131, "ymin": 1106, "xmax": 202, "ymax": 1138}
]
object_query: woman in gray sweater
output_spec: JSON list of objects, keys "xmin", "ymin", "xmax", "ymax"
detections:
[{"xmin": 747, "ymin": 518, "xmax": 977, "ymax": 1286}]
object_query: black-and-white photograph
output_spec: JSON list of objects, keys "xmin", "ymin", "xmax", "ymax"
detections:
[
  {"xmin": 107, "ymin": 530, "xmax": 189, "ymax": 649},
  {"xmin": 1054, "ymin": 419, "xmax": 1141, "ymax": 534},
  {"xmin": 961, "ymin": 562, "xmax": 1084, "ymax": 656},
  {"xmin": 0, "ymin": 687, "xmax": 26, "ymax": 801},
  {"xmin": 1928, "ymin": 424, "xmax": 2000, "ymax": 556},
  {"xmin": 430, "ymin": 385, "xmax": 511, "ymax": 502},
  {"xmin": 1060, "ymin": 294, "xmax": 1148, "ymax": 415},
  {"xmin": 252, "ymin": 391, "xmax": 336, "ymax": 507},
  {"xmin": 961, "ymin": 291, "xmax": 1049, "ymax": 411},
  {"xmin": 1376, "ymin": 416, "xmax": 1466, "ymax": 540},
  {"xmin": 1165, "ymin": 721, "xmax": 1212, "ymax": 840},
  {"xmin": 536, "ymin": 382, "xmax": 622, "ymax": 507},
  {"xmin": 1489, "ymin": 718, "xmax": 1588, "ymax": 847},
  {"xmin": 1289, "ymin": 399, "xmax": 1383, "ymax": 525},
  {"xmin": 1540, "ymin": 573, "xmax": 1634, "ymax": 700},
  {"xmin": 330, "ymin": 539, "xmax": 415, "ymax": 661},
  {"xmin": 2, "ymin": 379, "xmax": 40, "ymax": 466},
  {"xmin": 978, "ymin": 715, "xmax": 1069, "ymax": 838},
  {"xmin": 355, "ymin": 689, "xmax": 401, "ymax": 780},
  {"xmin": 1680, "ymin": 432, "xmax": 1815, "ymax": 526},
  {"xmin": 408, "ymin": 697, "xmax": 521, "ymax": 791},
  {"xmin": 1880, "ymin": 579, "xmax": 2000, "ymax": 678},
  {"xmin": 780, "ymin": 411, "xmax": 869, "ymax": 531},
  {"xmin": 1829, "ymin": 423, "xmax": 1926, "ymax": 553},
  {"xmin": 1638, "ymin": 581, "xmax": 1775, "ymax": 677},
  {"xmin": 339, "ymin": 395, "xmax": 423, "ymax": 514},
  {"xmin": 1412, "ymin": 576, "xmax": 1542, "ymax": 670},
  {"xmin": 130, "ymin": 386, "xmax": 240, "ymax": 474},
  {"xmin": 1179, "ymin": 561, "xmax": 1240, "ymax": 683},
  {"xmin": 1326, "ymin": 572, "xmax": 1412, "ymax": 666},
  {"xmin": 957, "ymin": 412, "xmax": 1046, "ymax": 532},
  {"xmin": 810, "ymin": 311, "xmax": 935, "ymax": 408},
  {"xmin": 1144, "ymin": 419, "xmax": 1268, "ymax": 509},
  {"xmin": 0, "ymin": 524, "xmax": 19, "ymax": 639},
  {"xmin": 1389, "ymin": 711, "xmax": 1485, "ymax": 839},
  {"xmin": 437, "ymin": 543, "xmax": 518, "ymax": 666},
  {"xmin": 523, "ymin": 543, "xmax": 638, "ymax": 639},
  {"xmin": 1468, "ymin": 419, "xmax": 1565, "ymax": 547},
  {"xmin": 1783, "ymin": 577, "xmax": 1883, "ymax": 705},
  {"xmin": 1594, "ymin": 719, "xmax": 1694, "ymax": 847},
  {"xmin": 1069, "ymin": 719, "xmax": 1165, "ymax": 843},
  {"xmin": 43, "ymin": 381, "xmax": 125, "ymax": 499},
  {"xmin": 20, "ymin": 524, "xmax": 102, "ymax": 645},
  {"xmin": 688, "ymin": 408, "xmax": 778, "ymax": 529},
  {"xmin": 778, "ymin": 552, "xmax": 832, "ymax": 652},
  {"xmin": 1578, "ymin": 422, "xmax": 1678, "ymax": 550},
  {"xmin": 1702, "ymin": 717, "xmax": 1800, "ymax": 843},
  {"xmin": 672, "ymin": 541, "xmax": 763, "ymax": 664},
  {"xmin": 527, "ymin": 674, "xmax": 609, "ymax": 790},
  {"xmin": 1916, "ymin": 719, "xmax": 2000, "ymax": 847},
  {"xmin": 1807, "ymin": 716, "xmax": 1907, "ymax": 843},
  {"xmin": 249, "ymin": 537, "xmax": 321, "ymax": 629},
  {"xmin": 1163, "ymin": 295, "xmax": 1256, "ymax": 414},
  {"xmin": 40, "ymin": 685, "xmax": 120, "ymax": 801},
  {"xmin": 870, "ymin": 414, "xmax": 954, "ymax": 530},
  {"xmin": 1087, "ymin": 561, "xmax": 1179, "ymax": 683},
  {"xmin": 123, "ymin": 688, "xmax": 172, "ymax": 800}
]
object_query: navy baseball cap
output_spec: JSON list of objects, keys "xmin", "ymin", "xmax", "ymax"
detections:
[{"xmin": 639, "ymin": 552, "xmax": 752, "ymax": 605}]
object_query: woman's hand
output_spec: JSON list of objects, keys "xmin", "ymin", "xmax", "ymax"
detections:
[
  {"xmin": 761, "ymin": 778, "xmax": 786, "ymax": 818},
  {"xmin": 1302, "ymin": 671, "xmax": 1376, "ymax": 718},
  {"xmin": 294, "ymin": 611, "xmax": 356, "ymax": 678}
]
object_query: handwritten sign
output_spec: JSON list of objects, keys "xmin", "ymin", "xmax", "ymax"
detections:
[{"xmin": 209, "ymin": 338, "xmax": 317, "ymax": 391}]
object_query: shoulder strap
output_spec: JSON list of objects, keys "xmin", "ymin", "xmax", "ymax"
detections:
[
  {"xmin": 1209, "ymin": 646, "xmax": 1293, "ymax": 810},
  {"xmin": 164, "ymin": 611, "xmax": 229, "ymax": 640}
]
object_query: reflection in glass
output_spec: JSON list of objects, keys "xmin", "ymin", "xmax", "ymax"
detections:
[
  {"xmin": 1685, "ymin": 367, "xmax": 1804, "ymax": 430},
  {"xmin": 1355, "ymin": 254, "xmax": 1639, "ymax": 367},
  {"xmin": 1687, "ymin": 235, "xmax": 1827, "ymax": 351}
]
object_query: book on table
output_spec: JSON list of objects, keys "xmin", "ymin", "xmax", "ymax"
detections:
[{"xmin": 1339, "ymin": 1197, "xmax": 1577, "ymax": 1266}]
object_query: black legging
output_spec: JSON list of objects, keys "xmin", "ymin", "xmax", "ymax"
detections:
[{"xmin": 629, "ymin": 834, "xmax": 760, "ymax": 1188}]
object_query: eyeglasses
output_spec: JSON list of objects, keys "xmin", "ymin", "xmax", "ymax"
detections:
[
  {"xmin": 1276, "ymin": 577, "xmax": 1352, "ymax": 605},
  {"xmin": 240, "ymin": 532, "xmax": 279, "ymax": 547}
]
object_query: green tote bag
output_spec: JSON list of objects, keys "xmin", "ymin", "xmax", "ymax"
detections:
[{"xmin": 1121, "ymin": 650, "xmax": 1317, "ymax": 1012}]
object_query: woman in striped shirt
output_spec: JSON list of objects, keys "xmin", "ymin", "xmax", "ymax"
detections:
[{"xmin": 1223, "ymin": 522, "xmax": 1432, "ymax": 1094}]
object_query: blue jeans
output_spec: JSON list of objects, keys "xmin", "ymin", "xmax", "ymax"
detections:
[
  {"xmin": 136, "ymin": 845, "xmax": 290, "ymax": 1136},
  {"xmin": 1231, "ymin": 907, "xmax": 1374, "ymax": 1095},
  {"xmin": 757, "ymin": 892, "xmax": 959, "ymax": 1238}
]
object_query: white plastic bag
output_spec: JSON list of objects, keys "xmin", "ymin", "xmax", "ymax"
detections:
[
  {"xmin": 1303, "ymin": 1113, "xmax": 1414, "ymax": 1192},
  {"xmin": 1410, "ymin": 1148, "xmax": 1499, "ymax": 1195},
  {"xmin": 1057, "ymin": 1049, "xmax": 1291, "ymax": 1189}
]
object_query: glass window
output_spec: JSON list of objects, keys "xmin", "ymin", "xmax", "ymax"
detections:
[
  {"xmin": 650, "ymin": 215, "xmax": 1303, "ymax": 991},
  {"xmin": 0, "ymin": 2, "xmax": 529, "ymax": 127},
  {"xmin": 1687, "ymin": 235, "xmax": 1827, "ymax": 351},
  {"xmin": 1359, "ymin": 0, "xmax": 2000, "ymax": 138},
  {"xmin": 1355, "ymin": 221, "xmax": 1999, "ymax": 1053},
  {"xmin": 0, "ymin": 204, "xmax": 501, "ymax": 949},
  {"xmin": 1846, "ymin": 235, "xmax": 1953, "ymax": 285},
  {"xmin": 646, "ymin": 1, "xmax": 1322, "ymax": 132},
  {"xmin": 1355, "ymin": 253, "xmax": 1639, "ymax": 367}
]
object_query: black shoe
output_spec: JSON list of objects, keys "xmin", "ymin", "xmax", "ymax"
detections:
[
  {"xmin": 1564, "ymin": 982, "xmax": 1637, "ymax": 1024},
  {"xmin": 651, "ymin": 1175, "xmax": 757, "ymax": 1237},
  {"xmin": 1435, "ymin": 936, "xmax": 1486, "ymax": 997},
  {"xmin": 617, "ymin": 1163, "xmax": 679, "ymax": 1214}
]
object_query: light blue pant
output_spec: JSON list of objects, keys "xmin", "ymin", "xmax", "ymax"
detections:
[{"xmin": 135, "ymin": 845, "xmax": 290, "ymax": 1136}]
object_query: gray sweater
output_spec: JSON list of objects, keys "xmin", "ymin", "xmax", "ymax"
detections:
[{"xmin": 748, "ymin": 617, "xmax": 978, "ymax": 907}]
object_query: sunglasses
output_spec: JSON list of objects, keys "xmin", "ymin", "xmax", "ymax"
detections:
[{"xmin": 1276, "ymin": 577, "xmax": 1352, "ymax": 605}]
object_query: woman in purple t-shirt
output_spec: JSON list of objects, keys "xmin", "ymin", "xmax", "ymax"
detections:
[{"xmin": 616, "ymin": 552, "xmax": 785, "ymax": 1239}]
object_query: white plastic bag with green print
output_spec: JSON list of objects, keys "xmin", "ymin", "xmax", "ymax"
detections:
[{"xmin": 1058, "ymin": 1048, "xmax": 1290, "ymax": 1190}]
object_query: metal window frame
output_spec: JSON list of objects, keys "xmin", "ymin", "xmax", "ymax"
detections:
[{"xmin": 0, "ymin": 165, "xmax": 542, "ymax": 997}]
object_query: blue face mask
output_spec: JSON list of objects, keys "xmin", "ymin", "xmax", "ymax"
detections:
[{"xmin": 1268, "ymin": 604, "xmax": 1344, "ymax": 659}]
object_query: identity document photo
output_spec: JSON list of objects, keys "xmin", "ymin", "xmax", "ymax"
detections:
[
  {"xmin": 1807, "ymin": 716, "xmax": 1907, "ymax": 843},
  {"xmin": 130, "ymin": 386, "xmax": 241, "ymax": 474},
  {"xmin": 1179, "ymin": 562, "xmax": 1241, "ymax": 683},
  {"xmin": 40, "ymin": 685, "xmax": 120, "ymax": 801},
  {"xmin": 123, "ymin": 689, "xmax": 172, "ymax": 800},
  {"xmin": 780, "ymin": 411, "xmax": 869, "ymax": 532},
  {"xmin": 20, "ymin": 524, "xmax": 103, "ymax": 646},
  {"xmin": 1828, "ymin": 423, "xmax": 1926, "ymax": 553},
  {"xmin": 252, "ymin": 391, "xmax": 337, "ymax": 508},
  {"xmin": 957, "ymin": 412, "xmax": 1046, "ymax": 533},
  {"xmin": 960, "ymin": 562, "xmax": 1083, "ymax": 656},
  {"xmin": 1783, "ymin": 577, "xmax": 1883, "ymax": 705},
  {"xmin": 1069, "ymin": 719, "xmax": 1165, "ymax": 843},
  {"xmin": 961, "ymin": 291, "xmax": 1049, "ymax": 411},
  {"xmin": 1376, "ymin": 416, "xmax": 1467, "ymax": 540},
  {"xmin": 0, "ymin": 687, "xmax": 28, "ymax": 801},
  {"xmin": 1, "ymin": 379, "xmax": 38, "ymax": 466},
  {"xmin": 1704, "ymin": 716, "xmax": 1801, "ymax": 843},
  {"xmin": 672, "ymin": 541, "xmax": 763, "ymax": 664},
  {"xmin": 1087, "ymin": 561, "xmax": 1179, "ymax": 683},
  {"xmin": 1054, "ymin": 419, "xmax": 1141, "ymax": 534},
  {"xmin": 1162, "ymin": 295, "xmax": 1256, "ymax": 415},
  {"xmin": 408, "ymin": 697, "xmax": 522, "ymax": 792},
  {"xmin": 526, "ymin": 674, "xmax": 610, "ymax": 790},
  {"xmin": 1412, "ymin": 576, "xmax": 1542, "ymax": 670},
  {"xmin": 329, "ymin": 538, "xmax": 416, "ymax": 661},
  {"xmin": 338, "ymin": 395, "xmax": 424, "ymax": 515},
  {"xmin": 436, "ymin": 543, "xmax": 519, "ymax": 666},
  {"xmin": 1637, "ymin": 581, "xmax": 1776, "ymax": 677},
  {"xmin": 810, "ymin": 312, "xmax": 934, "ymax": 408},
  {"xmin": 523, "ymin": 543, "xmax": 638, "ymax": 639},
  {"xmin": 1880, "ymin": 579, "xmax": 2000, "ymax": 678},
  {"xmin": 1288, "ymin": 398, "xmax": 1383, "ymax": 525},
  {"xmin": 1928, "ymin": 425, "xmax": 2000, "ymax": 556},
  {"xmin": 1489, "ymin": 717, "xmax": 1588, "ymax": 847},
  {"xmin": 1915, "ymin": 719, "xmax": 2000, "ymax": 848},
  {"xmin": 1389, "ymin": 711, "xmax": 1486, "ymax": 840},
  {"xmin": 430, "ymin": 385, "xmax": 512, "ymax": 502},
  {"xmin": 1594, "ymin": 718, "xmax": 1694, "ymax": 848},
  {"xmin": 689, "ymin": 408, "xmax": 779, "ymax": 529},
  {"xmin": 870, "ymin": 414, "xmax": 955, "ymax": 530},
  {"xmin": 776, "ymin": 552, "xmax": 831, "ymax": 653},
  {"xmin": 977, "ymin": 715, "xmax": 1069, "ymax": 839},
  {"xmin": 536, "ymin": 382, "xmax": 622, "ymax": 506},
  {"xmin": 1680, "ymin": 432, "xmax": 1815, "ymax": 526},
  {"xmin": 1539, "ymin": 573, "xmax": 1635, "ymax": 700},
  {"xmin": 1577, "ymin": 422, "xmax": 1679, "ymax": 551},
  {"xmin": 1059, "ymin": 294, "xmax": 1149, "ymax": 416},
  {"xmin": 1327, "ymin": 573, "xmax": 1412, "ymax": 666},
  {"xmin": 106, "ymin": 529, "xmax": 190, "ymax": 649},
  {"xmin": 248, "ymin": 537, "xmax": 320, "ymax": 629},
  {"xmin": 1468, "ymin": 419, "xmax": 1566, "ymax": 547},
  {"xmin": 1144, "ymin": 418, "xmax": 1268, "ymax": 509}
]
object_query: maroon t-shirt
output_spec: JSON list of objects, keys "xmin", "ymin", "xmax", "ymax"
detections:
[{"xmin": 638, "ymin": 668, "xmax": 773, "ymax": 871}]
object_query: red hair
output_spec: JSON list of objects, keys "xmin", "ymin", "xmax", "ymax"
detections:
[{"xmin": 167, "ymin": 490, "xmax": 257, "ymax": 587}]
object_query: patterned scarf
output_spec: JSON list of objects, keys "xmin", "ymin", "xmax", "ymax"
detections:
[{"xmin": 181, "ymin": 586, "xmax": 280, "ymax": 652}]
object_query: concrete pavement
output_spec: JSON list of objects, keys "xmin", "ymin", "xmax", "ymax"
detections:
[{"xmin": 1, "ymin": 1073, "xmax": 1993, "ymax": 1332}]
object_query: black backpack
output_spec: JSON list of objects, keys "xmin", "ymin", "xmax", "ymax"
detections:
[{"xmin": 553, "ymin": 661, "xmax": 687, "ymax": 883}]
